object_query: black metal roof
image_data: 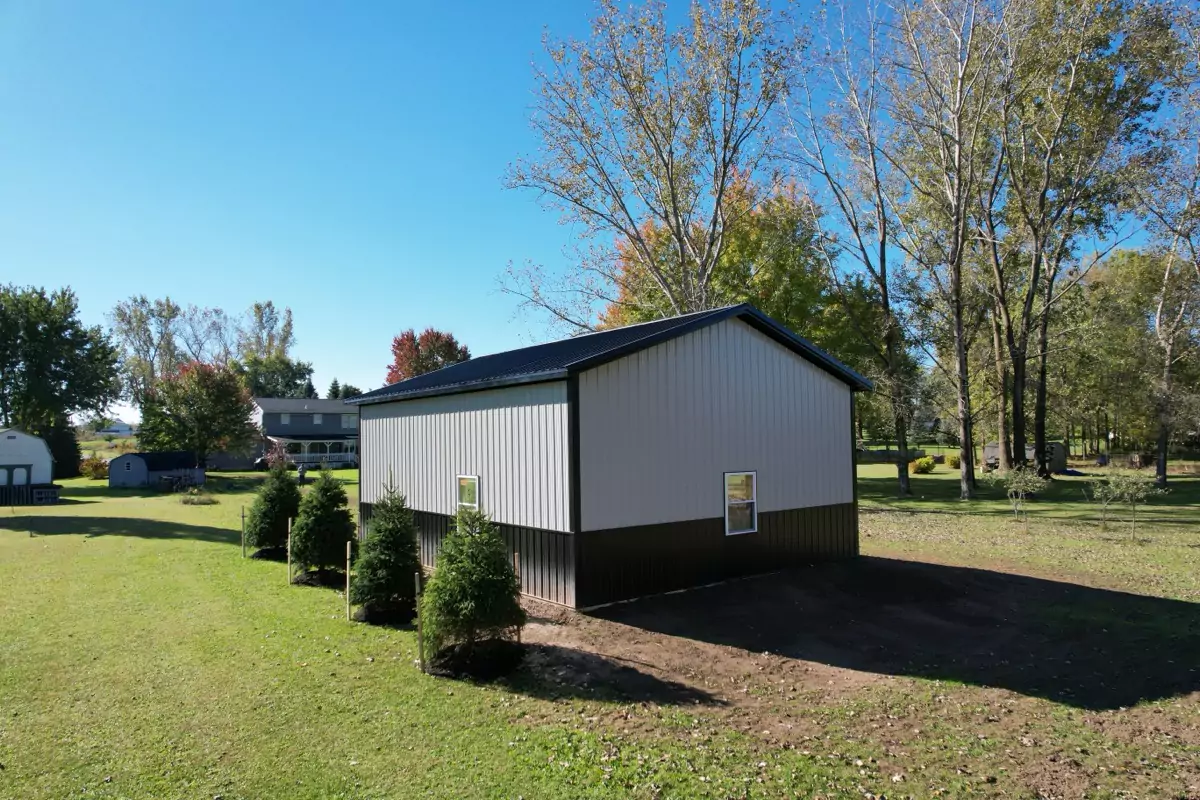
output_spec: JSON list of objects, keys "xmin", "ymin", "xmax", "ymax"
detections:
[
  {"xmin": 123, "ymin": 451, "xmax": 197, "ymax": 471},
  {"xmin": 348, "ymin": 304, "xmax": 872, "ymax": 407}
]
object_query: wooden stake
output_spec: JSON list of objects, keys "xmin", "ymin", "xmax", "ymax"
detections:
[
  {"xmin": 513, "ymin": 552, "xmax": 521, "ymax": 644},
  {"xmin": 240, "ymin": 507, "xmax": 246, "ymax": 558},
  {"xmin": 286, "ymin": 518, "xmax": 293, "ymax": 584},
  {"xmin": 415, "ymin": 571, "xmax": 425, "ymax": 673},
  {"xmin": 345, "ymin": 540, "xmax": 352, "ymax": 621}
]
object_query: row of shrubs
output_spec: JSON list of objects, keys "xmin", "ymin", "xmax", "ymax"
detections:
[
  {"xmin": 244, "ymin": 461, "xmax": 524, "ymax": 664},
  {"xmin": 908, "ymin": 453, "xmax": 963, "ymax": 474}
]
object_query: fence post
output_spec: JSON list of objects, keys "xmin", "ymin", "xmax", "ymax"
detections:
[
  {"xmin": 415, "ymin": 571, "xmax": 425, "ymax": 673},
  {"xmin": 240, "ymin": 507, "xmax": 246, "ymax": 558},
  {"xmin": 345, "ymin": 540, "xmax": 352, "ymax": 621},
  {"xmin": 286, "ymin": 518, "xmax": 293, "ymax": 584}
]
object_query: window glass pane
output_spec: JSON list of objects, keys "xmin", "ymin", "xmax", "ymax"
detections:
[
  {"xmin": 725, "ymin": 473, "xmax": 754, "ymax": 502},
  {"xmin": 457, "ymin": 476, "xmax": 478, "ymax": 507},
  {"xmin": 727, "ymin": 502, "xmax": 756, "ymax": 533}
]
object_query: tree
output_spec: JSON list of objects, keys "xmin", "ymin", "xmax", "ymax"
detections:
[
  {"xmin": 302, "ymin": 378, "xmax": 318, "ymax": 399},
  {"xmin": 108, "ymin": 295, "xmax": 183, "ymax": 407},
  {"xmin": 0, "ymin": 286, "xmax": 119, "ymax": 450},
  {"xmin": 350, "ymin": 487, "xmax": 422, "ymax": 623},
  {"xmin": 327, "ymin": 378, "xmax": 341, "ymax": 400},
  {"xmin": 238, "ymin": 301, "xmax": 295, "ymax": 361},
  {"xmin": 503, "ymin": 0, "xmax": 795, "ymax": 327},
  {"xmin": 386, "ymin": 328, "xmax": 470, "ymax": 384},
  {"xmin": 177, "ymin": 305, "xmax": 236, "ymax": 365},
  {"xmin": 981, "ymin": 0, "xmax": 1175, "ymax": 475},
  {"xmin": 786, "ymin": 1, "xmax": 917, "ymax": 495},
  {"xmin": 137, "ymin": 362, "xmax": 257, "ymax": 467},
  {"xmin": 245, "ymin": 461, "xmax": 302, "ymax": 551},
  {"xmin": 235, "ymin": 353, "xmax": 315, "ymax": 398},
  {"xmin": 340, "ymin": 384, "xmax": 363, "ymax": 399},
  {"xmin": 420, "ymin": 508, "xmax": 525, "ymax": 657},
  {"xmin": 290, "ymin": 469, "xmax": 357, "ymax": 576}
]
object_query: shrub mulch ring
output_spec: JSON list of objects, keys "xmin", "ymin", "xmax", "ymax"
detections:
[
  {"xmin": 290, "ymin": 569, "xmax": 347, "ymax": 589},
  {"xmin": 249, "ymin": 547, "xmax": 287, "ymax": 562},
  {"xmin": 352, "ymin": 604, "xmax": 416, "ymax": 626},
  {"xmin": 427, "ymin": 639, "xmax": 526, "ymax": 682}
]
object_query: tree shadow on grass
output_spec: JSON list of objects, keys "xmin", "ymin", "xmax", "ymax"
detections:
[
  {"xmin": 0, "ymin": 515, "xmax": 238, "ymax": 545},
  {"xmin": 594, "ymin": 557, "xmax": 1200, "ymax": 711}
]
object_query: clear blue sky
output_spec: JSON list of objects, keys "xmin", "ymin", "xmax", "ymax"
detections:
[{"xmin": 0, "ymin": 0, "xmax": 620, "ymax": 417}]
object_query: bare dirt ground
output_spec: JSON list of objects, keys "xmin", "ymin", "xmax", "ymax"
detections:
[{"xmin": 510, "ymin": 528, "xmax": 1200, "ymax": 797}]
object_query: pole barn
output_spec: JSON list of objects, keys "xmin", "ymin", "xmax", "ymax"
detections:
[{"xmin": 351, "ymin": 304, "xmax": 870, "ymax": 609}]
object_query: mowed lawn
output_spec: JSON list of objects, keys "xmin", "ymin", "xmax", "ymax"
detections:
[{"xmin": 0, "ymin": 467, "xmax": 1197, "ymax": 798}]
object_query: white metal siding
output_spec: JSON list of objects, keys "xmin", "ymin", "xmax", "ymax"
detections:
[
  {"xmin": 0, "ymin": 430, "xmax": 54, "ymax": 484},
  {"xmin": 578, "ymin": 318, "xmax": 853, "ymax": 531},
  {"xmin": 360, "ymin": 381, "xmax": 570, "ymax": 533}
]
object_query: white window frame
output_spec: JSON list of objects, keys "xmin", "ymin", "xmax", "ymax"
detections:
[
  {"xmin": 280, "ymin": 413, "xmax": 290, "ymax": 425},
  {"xmin": 456, "ymin": 474, "xmax": 479, "ymax": 510},
  {"xmin": 313, "ymin": 413, "xmax": 323, "ymax": 425},
  {"xmin": 341, "ymin": 414, "xmax": 357, "ymax": 429},
  {"xmin": 723, "ymin": 471, "xmax": 757, "ymax": 536}
]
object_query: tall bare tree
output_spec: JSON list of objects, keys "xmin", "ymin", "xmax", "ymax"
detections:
[
  {"xmin": 785, "ymin": 1, "xmax": 915, "ymax": 495},
  {"xmin": 886, "ymin": 0, "xmax": 1008, "ymax": 498},
  {"xmin": 979, "ymin": 0, "xmax": 1175, "ymax": 475},
  {"xmin": 504, "ymin": 0, "xmax": 795, "ymax": 329},
  {"xmin": 108, "ymin": 295, "xmax": 184, "ymax": 408}
]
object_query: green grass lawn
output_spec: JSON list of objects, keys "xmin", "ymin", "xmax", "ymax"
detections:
[{"xmin": 1, "ymin": 469, "xmax": 1198, "ymax": 798}]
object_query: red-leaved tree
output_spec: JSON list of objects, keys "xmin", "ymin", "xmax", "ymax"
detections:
[{"xmin": 386, "ymin": 328, "xmax": 471, "ymax": 384}]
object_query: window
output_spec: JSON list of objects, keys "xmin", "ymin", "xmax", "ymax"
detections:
[
  {"xmin": 313, "ymin": 413, "xmax": 323, "ymax": 425},
  {"xmin": 457, "ymin": 475, "xmax": 479, "ymax": 509},
  {"xmin": 724, "ymin": 471, "xmax": 757, "ymax": 535},
  {"xmin": 341, "ymin": 414, "xmax": 358, "ymax": 429},
  {"xmin": 280, "ymin": 413, "xmax": 290, "ymax": 425},
  {"xmin": 124, "ymin": 461, "xmax": 132, "ymax": 472}
]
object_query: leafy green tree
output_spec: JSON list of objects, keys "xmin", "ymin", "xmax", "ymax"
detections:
[
  {"xmin": 290, "ymin": 469, "xmax": 356, "ymax": 575},
  {"xmin": 0, "ymin": 286, "xmax": 119, "ymax": 449},
  {"xmin": 137, "ymin": 362, "xmax": 257, "ymax": 466},
  {"xmin": 350, "ymin": 488, "xmax": 422, "ymax": 622},
  {"xmin": 340, "ymin": 384, "xmax": 362, "ymax": 399},
  {"xmin": 108, "ymin": 295, "xmax": 184, "ymax": 408},
  {"xmin": 235, "ymin": 353, "xmax": 316, "ymax": 398},
  {"xmin": 245, "ymin": 462, "xmax": 301, "ymax": 551},
  {"xmin": 420, "ymin": 508, "xmax": 525, "ymax": 657}
]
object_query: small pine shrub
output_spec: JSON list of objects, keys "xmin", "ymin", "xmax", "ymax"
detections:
[
  {"xmin": 421, "ymin": 508, "xmax": 526, "ymax": 658},
  {"xmin": 947, "ymin": 453, "xmax": 961, "ymax": 469},
  {"xmin": 909, "ymin": 456, "xmax": 936, "ymax": 474},
  {"xmin": 245, "ymin": 463, "xmax": 301, "ymax": 551},
  {"xmin": 80, "ymin": 455, "xmax": 109, "ymax": 480},
  {"xmin": 350, "ymin": 488, "xmax": 422, "ymax": 623},
  {"xmin": 290, "ymin": 469, "xmax": 357, "ymax": 574}
]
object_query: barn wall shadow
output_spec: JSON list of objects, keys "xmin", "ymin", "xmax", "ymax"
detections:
[
  {"xmin": 592, "ymin": 557, "xmax": 1200, "ymax": 710},
  {"xmin": 0, "ymin": 515, "xmax": 238, "ymax": 545}
]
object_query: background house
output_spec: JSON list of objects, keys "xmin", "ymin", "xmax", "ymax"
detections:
[
  {"xmin": 0, "ymin": 427, "xmax": 58, "ymax": 504},
  {"xmin": 96, "ymin": 420, "xmax": 136, "ymax": 437},
  {"xmin": 252, "ymin": 398, "xmax": 359, "ymax": 467},
  {"xmin": 352, "ymin": 304, "xmax": 869, "ymax": 609},
  {"xmin": 109, "ymin": 452, "xmax": 205, "ymax": 489}
]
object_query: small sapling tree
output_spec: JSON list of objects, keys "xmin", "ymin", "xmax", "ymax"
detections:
[
  {"xmin": 987, "ymin": 468, "xmax": 1048, "ymax": 532},
  {"xmin": 420, "ymin": 508, "xmax": 525, "ymax": 663},
  {"xmin": 290, "ymin": 469, "xmax": 357, "ymax": 578},
  {"xmin": 1108, "ymin": 471, "xmax": 1168, "ymax": 539},
  {"xmin": 350, "ymin": 487, "xmax": 422, "ymax": 623}
]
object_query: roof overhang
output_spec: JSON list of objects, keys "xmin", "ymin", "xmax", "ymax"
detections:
[{"xmin": 345, "ymin": 370, "xmax": 569, "ymax": 407}]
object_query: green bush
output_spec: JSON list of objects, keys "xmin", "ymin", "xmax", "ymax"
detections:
[
  {"xmin": 947, "ymin": 453, "xmax": 961, "ymax": 469},
  {"xmin": 909, "ymin": 456, "xmax": 936, "ymax": 474},
  {"xmin": 80, "ymin": 455, "xmax": 109, "ymax": 480},
  {"xmin": 421, "ymin": 508, "xmax": 525, "ymax": 657},
  {"xmin": 244, "ymin": 463, "xmax": 301, "ymax": 551},
  {"xmin": 290, "ymin": 469, "xmax": 357, "ymax": 574},
  {"xmin": 350, "ymin": 488, "xmax": 422, "ymax": 623}
]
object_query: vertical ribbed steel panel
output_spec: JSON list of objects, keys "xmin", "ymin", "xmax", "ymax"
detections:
[
  {"xmin": 577, "ymin": 318, "xmax": 854, "ymax": 532},
  {"xmin": 360, "ymin": 381, "xmax": 570, "ymax": 533}
]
